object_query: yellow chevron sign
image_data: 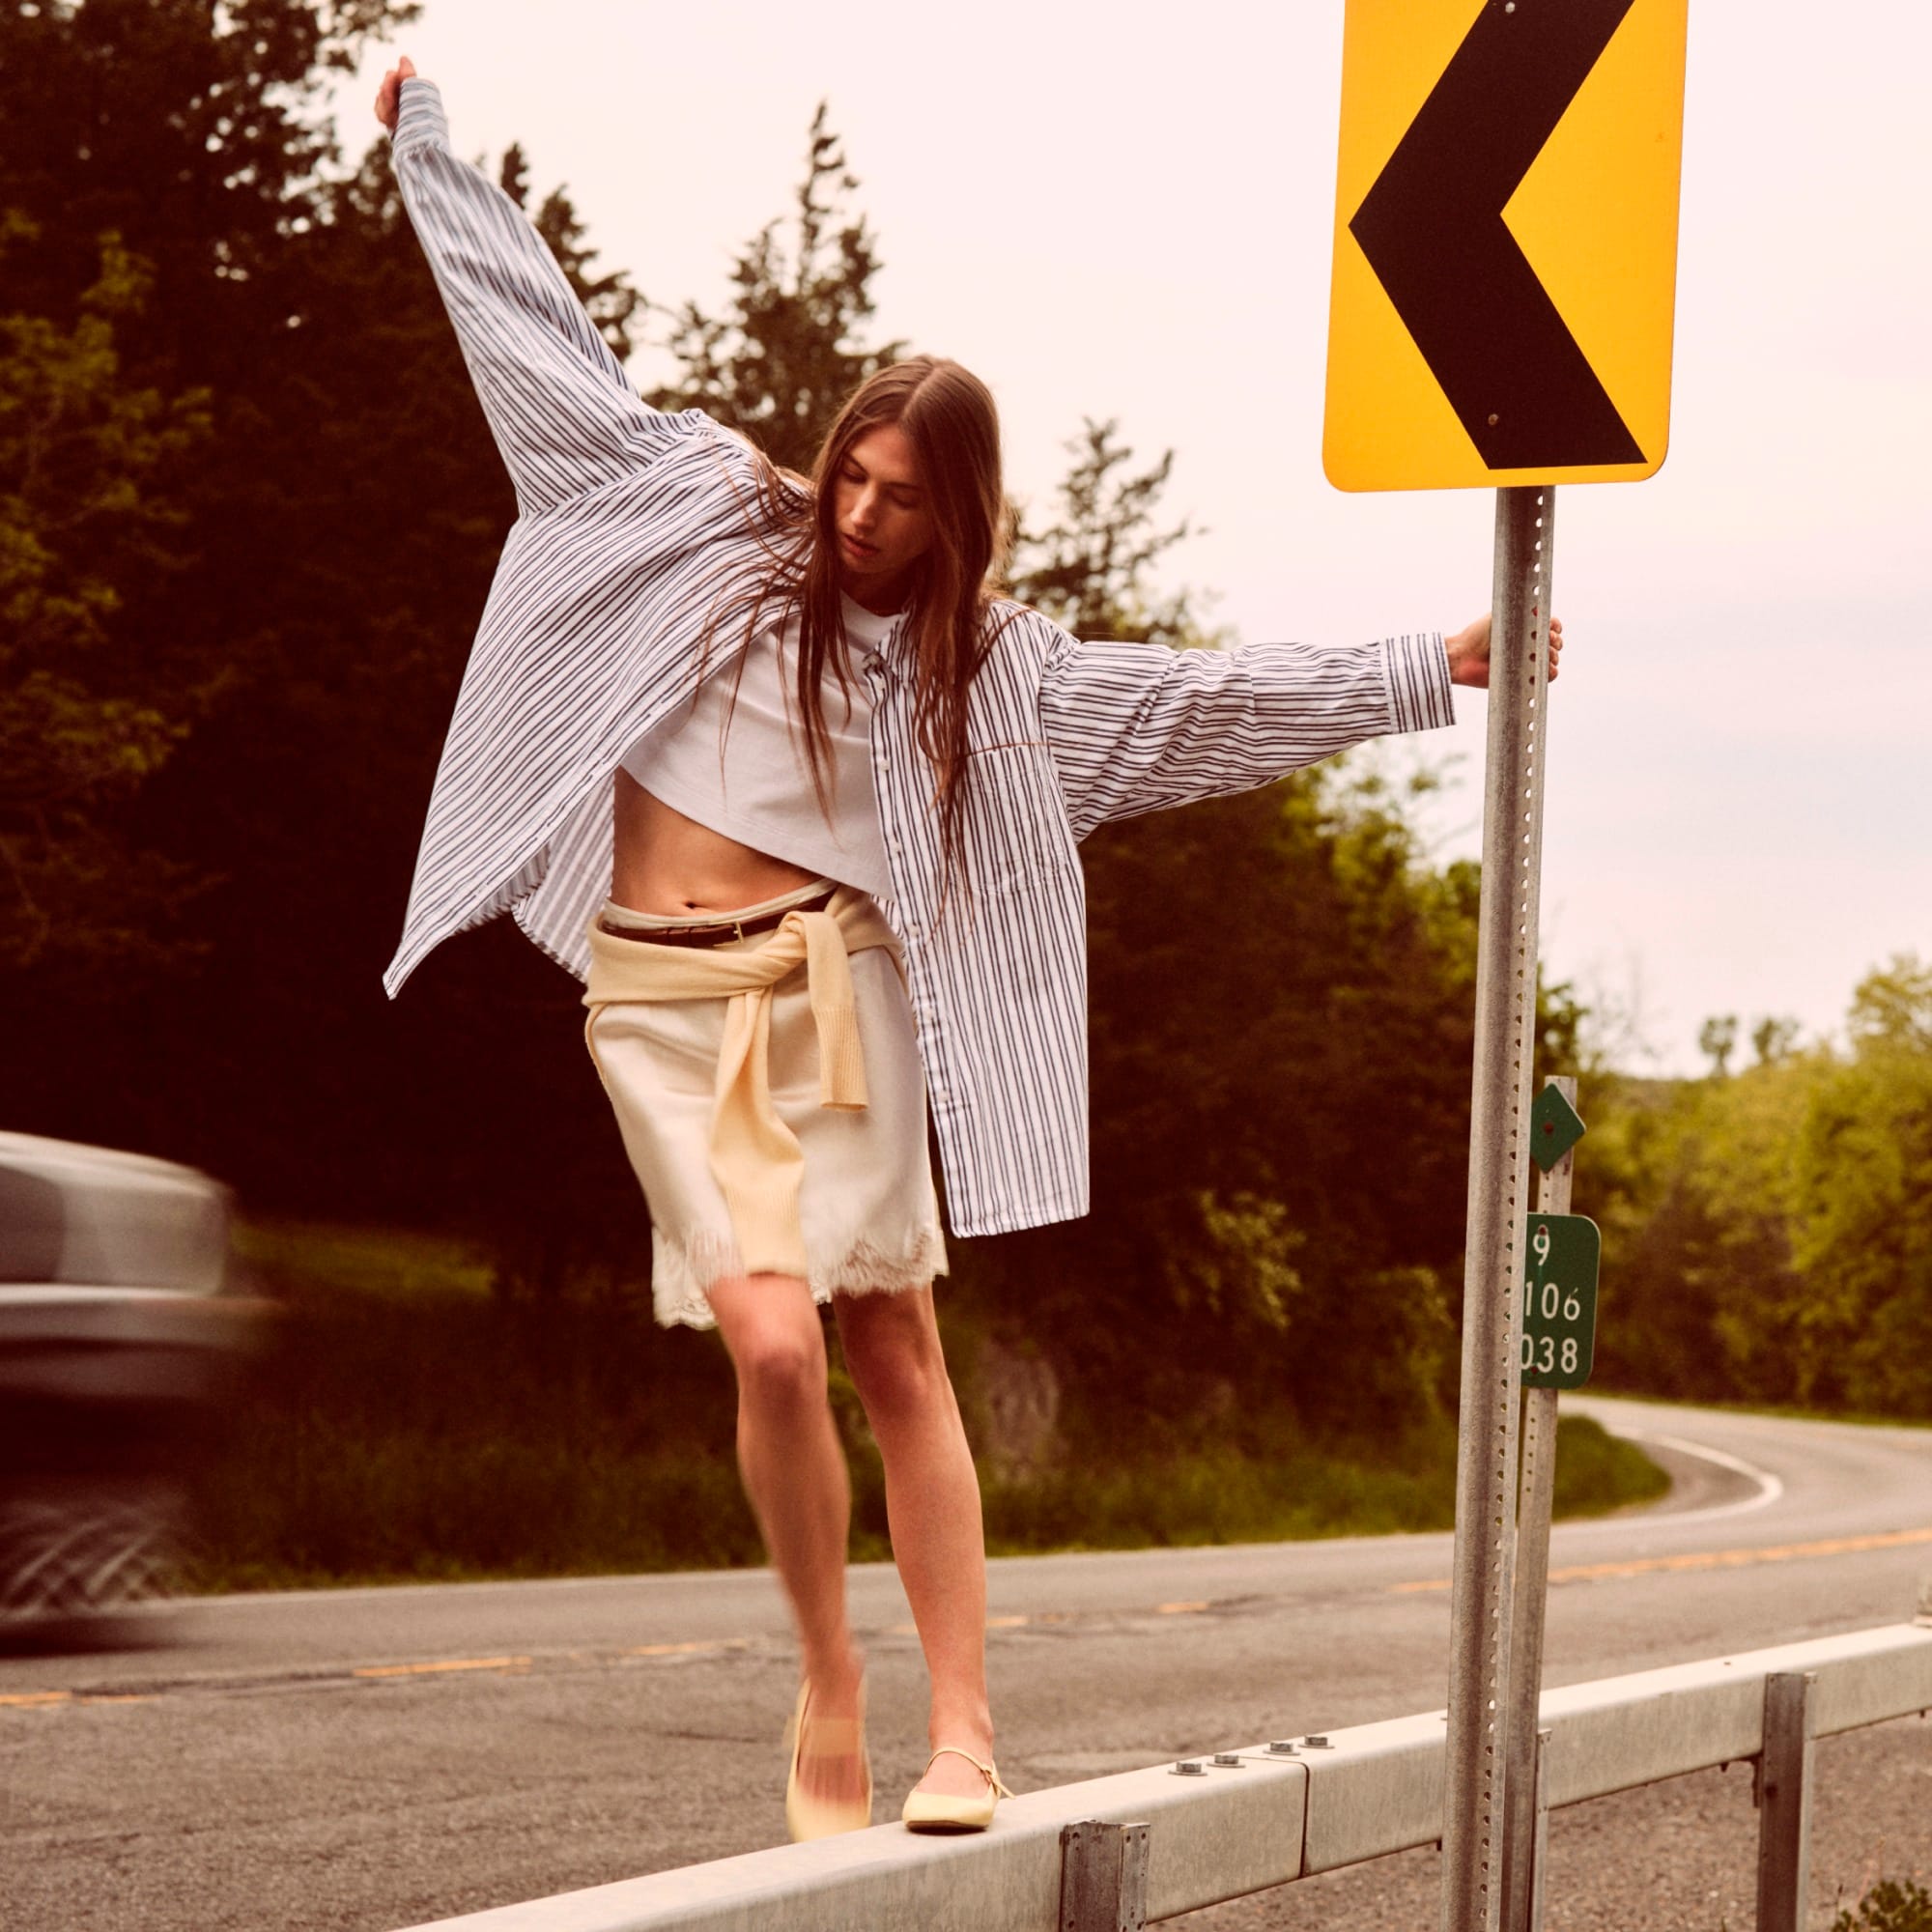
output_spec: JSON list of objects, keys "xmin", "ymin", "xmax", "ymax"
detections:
[{"xmin": 1322, "ymin": 0, "xmax": 1690, "ymax": 492}]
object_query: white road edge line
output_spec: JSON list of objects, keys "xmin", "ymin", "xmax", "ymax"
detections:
[{"xmin": 1596, "ymin": 1427, "xmax": 1785, "ymax": 1525}]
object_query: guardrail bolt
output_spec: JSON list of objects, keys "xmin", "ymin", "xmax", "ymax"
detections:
[
  {"xmin": 1266, "ymin": 1740, "xmax": 1300, "ymax": 1755},
  {"xmin": 1303, "ymin": 1734, "xmax": 1333, "ymax": 1749},
  {"xmin": 1171, "ymin": 1759, "xmax": 1207, "ymax": 1776},
  {"xmin": 1211, "ymin": 1752, "xmax": 1243, "ymax": 1768}
]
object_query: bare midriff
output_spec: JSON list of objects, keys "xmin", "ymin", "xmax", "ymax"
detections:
[{"xmin": 610, "ymin": 769, "xmax": 821, "ymax": 916}]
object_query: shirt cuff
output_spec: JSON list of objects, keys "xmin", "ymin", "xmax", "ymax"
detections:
[
  {"xmin": 391, "ymin": 76, "xmax": 449, "ymax": 156},
  {"xmin": 1383, "ymin": 630, "xmax": 1456, "ymax": 734}
]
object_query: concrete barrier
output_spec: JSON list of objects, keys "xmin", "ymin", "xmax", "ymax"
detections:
[{"xmin": 395, "ymin": 1618, "xmax": 1932, "ymax": 1931}]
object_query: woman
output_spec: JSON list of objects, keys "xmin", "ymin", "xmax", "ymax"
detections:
[{"xmin": 374, "ymin": 59, "xmax": 1551, "ymax": 1842}]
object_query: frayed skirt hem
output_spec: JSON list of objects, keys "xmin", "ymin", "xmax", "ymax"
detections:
[{"xmin": 650, "ymin": 1226, "xmax": 950, "ymax": 1331}]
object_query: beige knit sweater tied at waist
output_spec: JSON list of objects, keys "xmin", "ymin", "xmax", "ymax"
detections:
[{"xmin": 582, "ymin": 887, "xmax": 903, "ymax": 1280}]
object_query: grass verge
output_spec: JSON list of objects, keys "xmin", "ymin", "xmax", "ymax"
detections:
[
  {"xmin": 970, "ymin": 1413, "xmax": 1662, "ymax": 1556},
  {"xmin": 184, "ymin": 1224, "xmax": 1668, "ymax": 1590}
]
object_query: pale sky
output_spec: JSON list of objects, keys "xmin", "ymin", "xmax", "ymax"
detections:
[{"xmin": 330, "ymin": 1, "xmax": 1931, "ymax": 1073}]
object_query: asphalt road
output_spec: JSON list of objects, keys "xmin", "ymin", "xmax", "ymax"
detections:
[{"xmin": 6, "ymin": 1395, "xmax": 1930, "ymax": 1932}]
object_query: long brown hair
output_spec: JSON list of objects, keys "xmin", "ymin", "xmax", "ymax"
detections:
[{"xmin": 722, "ymin": 357, "xmax": 1010, "ymax": 899}]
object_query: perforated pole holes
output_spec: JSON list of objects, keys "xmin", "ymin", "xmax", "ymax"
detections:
[
  {"xmin": 1503, "ymin": 1076, "xmax": 1576, "ymax": 1931},
  {"xmin": 1442, "ymin": 487, "xmax": 1555, "ymax": 1932}
]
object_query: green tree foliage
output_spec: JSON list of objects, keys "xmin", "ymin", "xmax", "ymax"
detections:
[
  {"xmin": 1697, "ymin": 1012, "xmax": 1739, "ymax": 1077},
  {"xmin": 638, "ymin": 137, "xmax": 1486, "ymax": 1425},
  {"xmin": 0, "ymin": 0, "xmax": 419, "ymax": 974},
  {"xmin": 643, "ymin": 104, "xmax": 903, "ymax": 474},
  {"xmin": 1784, "ymin": 968, "xmax": 1932, "ymax": 1413},
  {"xmin": 1588, "ymin": 956, "xmax": 1932, "ymax": 1418},
  {"xmin": 970, "ymin": 429, "xmax": 1489, "ymax": 1432},
  {"xmin": 0, "ymin": 41, "xmax": 1515, "ymax": 1454},
  {"xmin": 498, "ymin": 143, "xmax": 639, "ymax": 363},
  {"xmin": 1010, "ymin": 420, "xmax": 1222, "ymax": 647},
  {"xmin": 0, "ymin": 0, "xmax": 416, "ymax": 345},
  {"xmin": 1750, "ymin": 1014, "xmax": 1802, "ymax": 1066},
  {"xmin": 1052, "ymin": 758, "xmax": 1479, "ymax": 1432},
  {"xmin": 0, "ymin": 1, "xmax": 644, "ymax": 1267},
  {"xmin": 0, "ymin": 215, "xmax": 211, "ymax": 972},
  {"xmin": 1833, "ymin": 1879, "xmax": 1932, "ymax": 1932},
  {"xmin": 1848, "ymin": 952, "xmax": 1932, "ymax": 1054}
]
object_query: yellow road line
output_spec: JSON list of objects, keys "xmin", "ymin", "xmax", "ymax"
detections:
[
  {"xmin": 5, "ymin": 1596, "xmax": 1239, "ymax": 1707},
  {"xmin": 1390, "ymin": 1524, "xmax": 1932, "ymax": 1595},
  {"xmin": 353, "ymin": 1656, "xmax": 529, "ymax": 1678},
  {"xmin": 623, "ymin": 1638, "xmax": 753, "ymax": 1658}
]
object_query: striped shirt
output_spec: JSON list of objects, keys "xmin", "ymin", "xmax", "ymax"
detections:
[{"xmin": 385, "ymin": 80, "xmax": 1457, "ymax": 1237}]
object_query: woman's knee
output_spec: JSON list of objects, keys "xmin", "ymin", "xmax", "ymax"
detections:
[
  {"xmin": 838, "ymin": 1290, "xmax": 952, "ymax": 1424},
  {"xmin": 710, "ymin": 1277, "xmax": 829, "ymax": 1416}
]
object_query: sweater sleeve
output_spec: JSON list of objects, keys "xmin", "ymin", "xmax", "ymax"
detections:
[
  {"xmin": 1038, "ymin": 626, "xmax": 1456, "ymax": 840},
  {"xmin": 389, "ymin": 79, "xmax": 691, "ymax": 517}
]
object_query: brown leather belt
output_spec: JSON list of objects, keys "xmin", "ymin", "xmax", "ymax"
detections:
[{"xmin": 597, "ymin": 891, "xmax": 836, "ymax": 950}]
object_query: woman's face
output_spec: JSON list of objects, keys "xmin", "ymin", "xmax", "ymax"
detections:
[{"xmin": 832, "ymin": 424, "xmax": 934, "ymax": 613}]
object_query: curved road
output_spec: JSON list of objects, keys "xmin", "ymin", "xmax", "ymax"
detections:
[{"xmin": 5, "ymin": 1397, "xmax": 1929, "ymax": 1931}]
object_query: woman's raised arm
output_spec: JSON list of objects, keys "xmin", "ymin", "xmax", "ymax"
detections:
[
  {"xmin": 1037, "ymin": 611, "xmax": 1561, "ymax": 838},
  {"xmin": 378, "ymin": 64, "xmax": 691, "ymax": 519},
  {"xmin": 1038, "ymin": 627, "xmax": 1457, "ymax": 839}
]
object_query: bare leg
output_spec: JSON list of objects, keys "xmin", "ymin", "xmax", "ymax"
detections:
[
  {"xmin": 705, "ymin": 1273, "xmax": 866, "ymax": 1809},
  {"xmin": 834, "ymin": 1285, "xmax": 996, "ymax": 1801}
]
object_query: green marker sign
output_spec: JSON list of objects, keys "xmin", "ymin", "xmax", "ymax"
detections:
[
  {"xmin": 1529, "ymin": 1084, "xmax": 1587, "ymax": 1173},
  {"xmin": 1521, "ymin": 1212, "xmax": 1600, "ymax": 1389}
]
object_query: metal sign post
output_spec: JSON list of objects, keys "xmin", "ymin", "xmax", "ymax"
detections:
[
  {"xmin": 1440, "ymin": 486, "xmax": 1555, "ymax": 1932},
  {"xmin": 1502, "ymin": 1074, "xmax": 1580, "ymax": 1932}
]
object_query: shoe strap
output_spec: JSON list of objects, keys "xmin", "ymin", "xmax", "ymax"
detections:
[
  {"xmin": 923, "ymin": 1746, "xmax": 1013, "ymax": 1799},
  {"xmin": 798, "ymin": 1719, "xmax": 864, "ymax": 1754},
  {"xmin": 793, "ymin": 1685, "xmax": 867, "ymax": 1759}
]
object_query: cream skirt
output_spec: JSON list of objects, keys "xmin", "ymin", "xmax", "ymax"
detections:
[{"xmin": 583, "ymin": 884, "xmax": 947, "ymax": 1329}]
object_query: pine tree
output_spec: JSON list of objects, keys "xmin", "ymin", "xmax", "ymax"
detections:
[
  {"xmin": 499, "ymin": 143, "xmax": 639, "ymax": 363},
  {"xmin": 1009, "ymin": 419, "xmax": 1223, "ymax": 650},
  {"xmin": 645, "ymin": 105, "xmax": 903, "ymax": 473}
]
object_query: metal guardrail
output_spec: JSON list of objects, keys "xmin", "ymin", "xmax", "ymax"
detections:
[{"xmin": 396, "ymin": 1617, "xmax": 1932, "ymax": 1932}]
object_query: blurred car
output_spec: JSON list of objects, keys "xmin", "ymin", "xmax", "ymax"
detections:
[{"xmin": 0, "ymin": 1131, "xmax": 260, "ymax": 1628}]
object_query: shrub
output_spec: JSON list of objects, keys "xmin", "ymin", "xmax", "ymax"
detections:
[{"xmin": 1833, "ymin": 1879, "xmax": 1932, "ymax": 1932}]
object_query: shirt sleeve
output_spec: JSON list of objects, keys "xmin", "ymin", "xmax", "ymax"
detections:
[
  {"xmin": 1039, "ymin": 626, "xmax": 1456, "ymax": 840},
  {"xmin": 389, "ymin": 78, "xmax": 691, "ymax": 517}
]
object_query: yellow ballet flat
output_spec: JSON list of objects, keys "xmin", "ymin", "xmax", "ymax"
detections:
[
  {"xmin": 900, "ymin": 1746, "xmax": 1013, "ymax": 1833},
  {"xmin": 783, "ymin": 1680, "xmax": 872, "ymax": 1842}
]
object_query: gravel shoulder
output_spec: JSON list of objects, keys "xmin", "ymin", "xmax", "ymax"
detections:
[{"xmin": 1182, "ymin": 1716, "xmax": 1932, "ymax": 1932}]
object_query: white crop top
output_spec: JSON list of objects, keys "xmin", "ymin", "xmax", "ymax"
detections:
[{"xmin": 619, "ymin": 594, "xmax": 895, "ymax": 897}]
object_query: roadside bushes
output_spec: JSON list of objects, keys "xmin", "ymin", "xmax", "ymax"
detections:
[
  {"xmin": 1833, "ymin": 1880, "xmax": 1932, "ymax": 1932},
  {"xmin": 187, "ymin": 1226, "xmax": 1663, "ymax": 1589},
  {"xmin": 191, "ymin": 1248, "xmax": 755, "ymax": 1588},
  {"xmin": 1586, "ymin": 955, "xmax": 1932, "ymax": 1420}
]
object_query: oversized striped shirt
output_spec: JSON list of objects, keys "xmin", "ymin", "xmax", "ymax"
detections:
[{"xmin": 384, "ymin": 80, "xmax": 1457, "ymax": 1237}]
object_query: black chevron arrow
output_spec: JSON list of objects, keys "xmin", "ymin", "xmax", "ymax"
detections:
[{"xmin": 1350, "ymin": 0, "xmax": 1644, "ymax": 471}]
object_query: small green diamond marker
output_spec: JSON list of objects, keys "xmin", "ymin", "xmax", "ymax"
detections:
[{"xmin": 1529, "ymin": 1083, "xmax": 1587, "ymax": 1174}]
